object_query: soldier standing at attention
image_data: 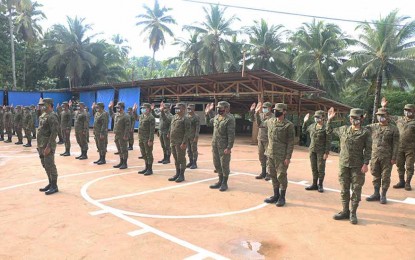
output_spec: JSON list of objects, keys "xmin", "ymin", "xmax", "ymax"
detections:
[
  {"xmin": 134, "ymin": 103, "xmax": 155, "ymax": 175},
  {"xmin": 302, "ymin": 110, "xmax": 331, "ymax": 192},
  {"xmin": 14, "ymin": 105, "xmax": 23, "ymax": 145},
  {"xmin": 59, "ymin": 101, "xmax": 72, "ymax": 156},
  {"xmin": 0, "ymin": 106, "xmax": 4, "ymax": 141},
  {"xmin": 74, "ymin": 102, "xmax": 89, "ymax": 160},
  {"xmin": 91, "ymin": 102, "xmax": 109, "ymax": 165},
  {"xmin": 30, "ymin": 105, "xmax": 37, "ymax": 139},
  {"xmin": 3, "ymin": 106, "xmax": 13, "ymax": 143},
  {"xmin": 263, "ymin": 103, "xmax": 295, "ymax": 207},
  {"xmin": 249, "ymin": 101, "xmax": 274, "ymax": 180},
  {"xmin": 205, "ymin": 101, "xmax": 235, "ymax": 192},
  {"xmin": 23, "ymin": 106, "xmax": 34, "ymax": 147},
  {"xmin": 37, "ymin": 98, "xmax": 59, "ymax": 195},
  {"xmin": 56, "ymin": 104, "xmax": 64, "ymax": 145},
  {"xmin": 327, "ymin": 107, "xmax": 372, "ymax": 225},
  {"xmin": 110, "ymin": 101, "xmax": 130, "ymax": 169},
  {"xmin": 365, "ymin": 107, "xmax": 399, "ymax": 204},
  {"xmin": 168, "ymin": 103, "xmax": 190, "ymax": 182},
  {"xmin": 152, "ymin": 102, "xmax": 173, "ymax": 164},
  {"xmin": 127, "ymin": 107, "xmax": 136, "ymax": 150},
  {"xmin": 186, "ymin": 104, "xmax": 201, "ymax": 169},
  {"xmin": 382, "ymin": 98, "xmax": 415, "ymax": 191}
]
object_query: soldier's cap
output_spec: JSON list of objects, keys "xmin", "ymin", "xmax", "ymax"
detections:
[
  {"xmin": 375, "ymin": 108, "xmax": 388, "ymax": 115},
  {"xmin": 272, "ymin": 103, "xmax": 287, "ymax": 111},
  {"xmin": 217, "ymin": 101, "xmax": 230, "ymax": 108},
  {"xmin": 16, "ymin": 105, "xmax": 22, "ymax": 109},
  {"xmin": 38, "ymin": 98, "xmax": 53, "ymax": 106},
  {"xmin": 30, "ymin": 105, "xmax": 35, "ymax": 108},
  {"xmin": 163, "ymin": 103, "xmax": 171, "ymax": 108},
  {"xmin": 404, "ymin": 104, "xmax": 415, "ymax": 110},
  {"xmin": 96, "ymin": 102, "xmax": 105, "ymax": 108},
  {"xmin": 349, "ymin": 108, "xmax": 364, "ymax": 117},
  {"xmin": 127, "ymin": 107, "xmax": 133, "ymax": 111},
  {"xmin": 314, "ymin": 110, "xmax": 325, "ymax": 118},
  {"xmin": 115, "ymin": 102, "xmax": 125, "ymax": 108},
  {"xmin": 62, "ymin": 101, "xmax": 68, "ymax": 105},
  {"xmin": 141, "ymin": 103, "xmax": 151, "ymax": 109},
  {"xmin": 24, "ymin": 106, "xmax": 30, "ymax": 110},
  {"xmin": 174, "ymin": 102, "xmax": 186, "ymax": 108},
  {"xmin": 262, "ymin": 102, "xmax": 273, "ymax": 108},
  {"xmin": 187, "ymin": 104, "xmax": 195, "ymax": 108},
  {"xmin": 78, "ymin": 102, "xmax": 85, "ymax": 107}
]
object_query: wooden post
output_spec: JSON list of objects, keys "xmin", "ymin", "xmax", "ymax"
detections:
[{"xmin": 297, "ymin": 92, "xmax": 302, "ymax": 145}]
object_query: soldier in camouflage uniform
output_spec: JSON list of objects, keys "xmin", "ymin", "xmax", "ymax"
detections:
[
  {"xmin": 152, "ymin": 102, "xmax": 173, "ymax": 164},
  {"xmin": 365, "ymin": 107, "xmax": 399, "ymax": 204},
  {"xmin": 205, "ymin": 101, "xmax": 236, "ymax": 192},
  {"xmin": 56, "ymin": 104, "xmax": 64, "ymax": 144},
  {"xmin": 134, "ymin": 103, "xmax": 155, "ymax": 175},
  {"xmin": 263, "ymin": 103, "xmax": 295, "ymax": 207},
  {"xmin": 37, "ymin": 98, "xmax": 60, "ymax": 195},
  {"xmin": 127, "ymin": 107, "xmax": 136, "ymax": 150},
  {"xmin": 168, "ymin": 103, "xmax": 191, "ymax": 182},
  {"xmin": 110, "ymin": 101, "xmax": 130, "ymax": 169},
  {"xmin": 30, "ymin": 105, "xmax": 37, "ymax": 139},
  {"xmin": 59, "ymin": 101, "xmax": 72, "ymax": 156},
  {"xmin": 327, "ymin": 107, "xmax": 372, "ymax": 225},
  {"xmin": 13, "ymin": 105, "xmax": 23, "ymax": 145},
  {"xmin": 302, "ymin": 110, "xmax": 331, "ymax": 192},
  {"xmin": 249, "ymin": 101, "xmax": 274, "ymax": 180},
  {"xmin": 382, "ymin": 98, "xmax": 415, "ymax": 191},
  {"xmin": 74, "ymin": 102, "xmax": 89, "ymax": 160},
  {"xmin": 3, "ymin": 106, "xmax": 13, "ymax": 143},
  {"xmin": 23, "ymin": 106, "xmax": 34, "ymax": 147},
  {"xmin": 0, "ymin": 106, "xmax": 4, "ymax": 141},
  {"xmin": 92, "ymin": 102, "xmax": 109, "ymax": 165},
  {"xmin": 85, "ymin": 107, "xmax": 90, "ymax": 143},
  {"xmin": 186, "ymin": 104, "xmax": 201, "ymax": 169}
]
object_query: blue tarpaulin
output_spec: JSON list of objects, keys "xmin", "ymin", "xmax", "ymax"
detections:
[
  {"xmin": 0, "ymin": 90, "xmax": 3, "ymax": 106},
  {"xmin": 8, "ymin": 91, "xmax": 41, "ymax": 107},
  {"xmin": 80, "ymin": 91, "xmax": 96, "ymax": 127},
  {"xmin": 42, "ymin": 92, "xmax": 72, "ymax": 110},
  {"xmin": 96, "ymin": 89, "xmax": 114, "ymax": 129},
  {"xmin": 119, "ymin": 87, "xmax": 140, "ymax": 128}
]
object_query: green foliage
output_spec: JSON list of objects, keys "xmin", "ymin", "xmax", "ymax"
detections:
[{"xmin": 383, "ymin": 89, "xmax": 415, "ymax": 116}]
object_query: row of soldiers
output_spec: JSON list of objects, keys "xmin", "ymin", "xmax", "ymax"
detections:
[{"xmin": 0, "ymin": 105, "xmax": 37, "ymax": 145}]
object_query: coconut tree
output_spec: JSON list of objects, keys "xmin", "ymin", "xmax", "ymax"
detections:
[{"xmin": 170, "ymin": 31, "xmax": 204, "ymax": 76}]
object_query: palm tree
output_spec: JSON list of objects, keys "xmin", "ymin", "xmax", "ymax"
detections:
[
  {"xmin": 15, "ymin": 1, "xmax": 45, "ymax": 88},
  {"xmin": 136, "ymin": 0, "xmax": 176, "ymax": 76},
  {"xmin": 2, "ymin": 0, "xmax": 17, "ymax": 89},
  {"xmin": 184, "ymin": 4, "xmax": 239, "ymax": 74},
  {"xmin": 170, "ymin": 31, "xmax": 203, "ymax": 76},
  {"xmin": 111, "ymin": 34, "xmax": 130, "ymax": 59},
  {"xmin": 42, "ymin": 16, "xmax": 98, "ymax": 87},
  {"xmin": 292, "ymin": 19, "xmax": 350, "ymax": 98},
  {"xmin": 344, "ymin": 10, "xmax": 415, "ymax": 122}
]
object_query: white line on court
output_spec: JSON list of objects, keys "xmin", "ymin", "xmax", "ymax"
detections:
[
  {"xmin": 89, "ymin": 210, "xmax": 108, "ymax": 216},
  {"xmin": 127, "ymin": 229, "xmax": 149, "ymax": 237}
]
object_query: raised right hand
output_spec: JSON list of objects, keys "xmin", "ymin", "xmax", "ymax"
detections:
[
  {"xmin": 327, "ymin": 107, "xmax": 336, "ymax": 121},
  {"xmin": 381, "ymin": 97, "xmax": 388, "ymax": 108},
  {"xmin": 255, "ymin": 102, "xmax": 262, "ymax": 114},
  {"xmin": 250, "ymin": 103, "xmax": 256, "ymax": 111},
  {"xmin": 109, "ymin": 101, "xmax": 113, "ymax": 108},
  {"xmin": 304, "ymin": 113, "xmax": 310, "ymax": 122}
]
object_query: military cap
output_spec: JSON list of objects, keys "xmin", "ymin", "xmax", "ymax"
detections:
[
  {"xmin": 349, "ymin": 108, "xmax": 364, "ymax": 117},
  {"xmin": 262, "ymin": 102, "xmax": 273, "ymax": 108},
  {"xmin": 62, "ymin": 101, "xmax": 68, "ymax": 105},
  {"xmin": 174, "ymin": 102, "xmax": 186, "ymax": 108},
  {"xmin": 24, "ymin": 106, "xmax": 30, "ymax": 110},
  {"xmin": 375, "ymin": 108, "xmax": 388, "ymax": 115},
  {"xmin": 217, "ymin": 101, "xmax": 230, "ymax": 108},
  {"xmin": 30, "ymin": 105, "xmax": 35, "ymax": 108},
  {"xmin": 96, "ymin": 102, "xmax": 105, "ymax": 108},
  {"xmin": 16, "ymin": 105, "xmax": 22, "ymax": 109},
  {"xmin": 127, "ymin": 107, "xmax": 133, "ymax": 111},
  {"xmin": 314, "ymin": 110, "xmax": 325, "ymax": 118},
  {"xmin": 164, "ymin": 103, "xmax": 171, "ymax": 108},
  {"xmin": 78, "ymin": 102, "xmax": 85, "ymax": 107},
  {"xmin": 141, "ymin": 103, "xmax": 151, "ymax": 109},
  {"xmin": 404, "ymin": 104, "xmax": 415, "ymax": 110},
  {"xmin": 38, "ymin": 98, "xmax": 53, "ymax": 105},
  {"xmin": 187, "ymin": 103, "xmax": 195, "ymax": 108},
  {"xmin": 115, "ymin": 102, "xmax": 125, "ymax": 108},
  {"xmin": 273, "ymin": 103, "xmax": 287, "ymax": 111}
]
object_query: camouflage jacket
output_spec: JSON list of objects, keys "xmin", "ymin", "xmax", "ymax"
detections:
[
  {"xmin": 302, "ymin": 122, "xmax": 331, "ymax": 154},
  {"xmin": 37, "ymin": 111, "xmax": 59, "ymax": 149},
  {"xmin": 23, "ymin": 112, "xmax": 34, "ymax": 129},
  {"xmin": 137, "ymin": 113, "xmax": 155, "ymax": 142},
  {"xmin": 266, "ymin": 118, "xmax": 295, "ymax": 160},
  {"xmin": 13, "ymin": 111, "xmax": 23, "ymax": 128},
  {"xmin": 249, "ymin": 111, "xmax": 274, "ymax": 142},
  {"xmin": 93, "ymin": 111, "xmax": 109, "ymax": 136},
  {"xmin": 152, "ymin": 109, "xmax": 173, "ymax": 134},
  {"xmin": 74, "ymin": 110, "xmax": 89, "ymax": 132},
  {"xmin": 393, "ymin": 117, "xmax": 415, "ymax": 151},
  {"xmin": 60, "ymin": 109, "xmax": 72, "ymax": 130},
  {"xmin": 187, "ymin": 113, "xmax": 201, "ymax": 139},
  {"xmin": 113, "ymin": 112, "xmax": 130, "ymax": 138},
  {"xmin": 170, "ymin": 114, "xmax": 191, "ymax": 145},
  {"xmin": 3, "ymin": 111, "xmax": 12, "ymax": 128},
  {"xmin": 365, "ymin": 123, "xmax": 399, "ymax": 160},
  {"xmin": 206, "ymin": 112, "xmax": 236, "ymax": 149},
  {"xmin": 129, "ymin": 113, "xmax": 136, "ymax": 131},
  {"xmin": 0, "ymin": 110, "xmax": 3, "ymax": 126}
]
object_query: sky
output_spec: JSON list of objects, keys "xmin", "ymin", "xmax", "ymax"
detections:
[{"xmin": 36, "ymin": 0, "xmax": 415, "ymax": 60}]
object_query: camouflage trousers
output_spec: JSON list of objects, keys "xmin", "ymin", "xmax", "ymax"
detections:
[
  {"xmin": 159, "ymin": 133, "xmax": 171, "ymax": 155},
  {"xmin": 397, "ymin": 149, "xmax": 414, "ymax": 178},
  {"xmin": 62, "ymin": 129, "xmax": 71, "ymax": 150},
  {"xmin": 15, "ymin": 127, "xmax": 23, "ymax": 141},
  {"xmin": 257, "ymin": 140, "xmax": 268, "ymax": 168},
  {"xmin": 128, "ymin": 130, "xmax": 134, "ymax": 147},
  {"xmin": 268, "ymin": 157, "xmax": 289, "ymax": 190},
  {"xmin": 5, "ymin": 126, "xmax": 12, "ymax": 138},
  {"xmin": 339, "ymin": 166, "xmax": 365, "ymax": 204},
  {"xmin": 38, "ymin": 147, "xmax": 58, "ymax": 183},
  {"xmin": 57, "ymin": 125, "xmax": 63, "ymax": 142},
  {"xmin": 24, "ymin": 128, "xmax": 32, "ymax": 143},
  {"xmin": 212, "ymin": 144, "xmax": 231, "ymax": 177},
  {"xmin": 115, "ymin": 135, "xmax": 128, "ymax": 160},
  {"xmin": 139, "ymin": 139, "xmax": 153, "ymax": 165},
  {"xmin": 94, "ymin": 133, "xmax": 108, "ymax": 155},
  {"xmin": 0, "ymin": 124, "xmax": 3, "ymax": 135},
  {"xmin": 187, "ymin": 137, "xmax": 198, "ymax": 161},
  {"xmin": 75, "ymin": 131, "xmax": 88, "ymax": 152},
  {"xmin": 172, "ymin": 144, "xmax": 187, "ymax": 170},
  {"xmin": 370, "ymin": 157, "xmax": 393, "ymax": 190},
  {"xmin": 309, "ymin": 151, "xmax": 326, "ymax": 180}
]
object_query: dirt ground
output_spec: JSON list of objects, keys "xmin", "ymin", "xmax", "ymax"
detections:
[{"xmin": 0, "ymin": 131, "xmax": 414, "ymax": 260}]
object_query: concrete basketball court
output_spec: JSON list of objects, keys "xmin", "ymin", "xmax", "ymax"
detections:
[{"xmin": 1, "ymin": 132, "xmax": 414, "ymax": 259}]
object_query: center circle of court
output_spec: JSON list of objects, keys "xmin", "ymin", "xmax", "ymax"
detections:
[{"xmin": 82, "ymin": 169, "xmax": 268, "ymax": 219}]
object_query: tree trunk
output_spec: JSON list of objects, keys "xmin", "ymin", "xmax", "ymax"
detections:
[
  {"xmin": 23, "ymin": 44, "xmax": 27, "ymax": 89},
  {"xmin": 150, "ymin": 50, "xmax": 155, "ymax": 78},
  {"xmin": 7, "ymin": 6, "xmax": 17, "ymax": 90},
  {"xmin": 372, "ymin": 70, "xmax": 383, "ymax": 123}
]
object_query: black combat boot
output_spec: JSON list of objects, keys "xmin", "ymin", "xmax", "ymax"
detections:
[
  {"xmin": 305, "ymin": 179, "xmax": 318, "ymax": 191},
  {"xmin": 138, "ymin": 155, "xmax": 144, "ymax": 159},
  {"xmin": 15, "ymin": 140, "xmax": 23, "ymax": 145},
  {"xmin": 60, "ymin": 149, "xmax": 70, "ymax": 156},
  {"xmin": 175, "ymin": 167, "xmax": 185, "ymax": 183},
  {"xmin": 138, "ymin": 163, "xmax": 148, "ymax": 174},
  {"xmin": 210, "ymin": 175, "xmax": 223, "ymax": 189},
  {"xmin": 119, "ymin": 158, "xmax": 128, "ymax": 169},
  {"xmin": 163, "ymin": 152, "xmax": 170, "ymax": 164},
  {"xmin": 366, "ymin": 187, "xmax": 380, "ymax": 201},
  {"xmin": 128, "ymin": 145, "xmax": 133, "ymax": 150},
  {"xmin": 23, "ymin": 140, "xmax": 32, "ymax": 147},
  {"xmin": 333, "ymin": 202, "xmax": 350, "ymax": 220},
  {"xmin": 393, "ymin": 175, "xmax": 405, "ymax": 189},
  {"xmin": 79, "ymin": 150, "xmax": 88, "ymax": 160},
  {"xmin": 264, "ymin": 174, "xmax": 271, "ymax": 181},
  {"xmin": 264, "ymin": 188, "xmax": 280, "ymax": 203},
  {"xmin": 219, "ymin": 177, "xmax": 229, "ymax": 192},
  {"xmin": 33, "ymin": 132, "xmax": 36, "ymax": 139},
  {"xmin": 318, "ymin": 177, "xmax": 324, "ymax": 193},
  {"xmin": 190, "ymin": 157, "xmax": 198, "ymax": 169},
  {"xmin": 113, "ymin": 158, "xmax": 123, "ymax": 168},
  {"xmin": 350, "ymin": 203, "xmax": 359, "ymax": 225},
  {"xmin": 186, "ymin": 159, "xmax": 193, "ymax": 168},
  {"xmin": 39, "ymin": 177, "xmax": 51, "ymax": 192},
  {"xmin": 4, "ymin": 135, "xmax": 11, "ymax": 143},
  {"xmin": 45, "ymin": 180, "xmax": 59, "ymax": 195},
  {"xmin": 75, "ymin": 152, "xmax": 83, "ymax": 159},
  {"xmin": 255, "ymin": 166, "xmax": 267, "ymax": 179},
  {"xmin": 114, "ymin": 151, "xmax": 120, "ymax": 155},
  {"xmin": 93, "ymin": 155, "xmax": 102, "ymax": 164},
  {"xmin": 380, "ymin": 188, "xmax": 388, "ymax": 204},
  {"xmin": 405, "ymin": 175, "xmax": 412, "ymax": 191},
  {"xmin": 0, "ymin": 134, "xmax": 4, "ymax": 141},
  {"xmin": 168, "ymin": 167, "xmax": 180, "ymax": 181},
  {"xmin": 97, "ymin": 153, "xmax": 106, "ymax": 165},
  {"xmin": 158, "ymin": 153, "xmax": 166, "ymax": 163},
  {"xmin": 276, "ymin": 189, "xmax": 286, "ymax": 207},
  {"xmin": 144, "ymin": 164, "xmax": 153, "ymax": 176}
]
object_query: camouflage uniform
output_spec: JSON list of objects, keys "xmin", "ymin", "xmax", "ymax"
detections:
[
  {"xmin": 60, "ymin": 102, "xmax": 72, "ymax": 156},
  {"xmin": 365, "ymin": 108, "xmax": 399, "ymax": 204},
  {"xmin": 127, "ymin": 108, "xmax": 136, "ymax": 150},
  {"xmin": 186, "ymin": 104, "xmax": 201, "ymax": 169},
  {"xmin": 93, "ymin": 103, "xmax": 109, "ymax": 165},
  {"xmin": 264, "ymin": 103, "xmax": 295, "ymax": 207},
  {"xmin": 3, "ymin": 106, "xmax": 13, "ymax": 142},
  {"xmin": 56, "ymin": 106, "xmax": 64, "ymax": 144},
  {"xmin": 30, "ymin": 105, "xmax": 37, "ymax": 139},
  {"xmin": 136, "ymin": 103, "xmax": 155, "ymax": 175},
  {"xmin": 327, "ymin": 108, "xmax": 372, "ymax": 224},
  {"xmin": 249, "ymin": 102, "xmax": 274, "ymax": 180},
  {"xmin": 302, "ymin": 110, "xmax": 331, "ymax": 192},
  {"xmin": 0, "ymin": 107, "xmax": 4, "ymax": 141},
  {"xmin": 111, "ymin": 102, "xmax": 130, "ymax": 169},
  {"xmin": 74, "ymin": 104, "xmax": 89, "ymax": 159},
  {"xmin": 168, "ymin": 103, "xmax": 191, "ymax": 182},
  {"xmin": 23, "ymin": 107, "xmax": 34, "ymax": 147},
  {"xmin": 13, "ymin": 106, "xmax": 23, "ymax": 144},
  {"xmin": 206, "ymin": 101, "xmax": 235, "ymax": 191},
  {"xmin": 152, "ymin": 104, "xmax": 173, "ymax": 164},
  {"xmin": 37, "ymin": 98, "xmax": 59, "ymax": 195}
]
